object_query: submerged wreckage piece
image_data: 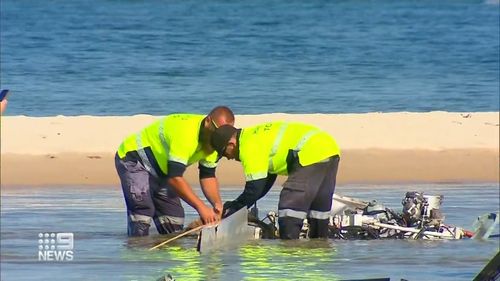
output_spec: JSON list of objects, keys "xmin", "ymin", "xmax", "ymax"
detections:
[
  {"xmin": 157, "ymin": 190, "xmax": 494, "ymax": 253},
  {"xmin": 472, "ymin": 212, "xmax": 499, "ymax": 240}
]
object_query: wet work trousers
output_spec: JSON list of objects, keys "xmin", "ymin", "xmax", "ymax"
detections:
[
  {"xmin": 278, "ymin": 155, "xmax": 340, "ymax": 239},
  {"xmin": 115, "ymin": 153, "xmax": 184, "ymax": 236}
]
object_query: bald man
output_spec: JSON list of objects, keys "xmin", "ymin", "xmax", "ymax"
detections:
[{"xmin": 115, "ymin": 106, "xmax": 235, "ymax": 236}]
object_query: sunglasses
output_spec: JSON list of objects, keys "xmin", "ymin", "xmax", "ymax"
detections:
[
  {"xmin": 216, "ymin": 144, "xmax": 229, "ymax": 161},
  {"xmin": 211, "ymin": 118, "xmax": 219, "ymax": 129}
]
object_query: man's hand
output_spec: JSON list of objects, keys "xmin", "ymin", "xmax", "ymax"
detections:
[
  {"xmin": 213, "ymin": 203, "xmax": 223, "ymax": 219},
  {"xmin": 199, "ymin": 177, "xmax": 223, "ymax": 218},
  {"xmin": 197, "ymin": 204, "xmax": 220, "ymax": 225}
]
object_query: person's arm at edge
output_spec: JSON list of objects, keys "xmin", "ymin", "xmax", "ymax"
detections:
[
  {"xmin": 0, "ymin": 89, "xmax": 9, "ymax": 115},
  {"xmin": 0, "ymin": 100, "xmax": 7, "ymax": 115}
]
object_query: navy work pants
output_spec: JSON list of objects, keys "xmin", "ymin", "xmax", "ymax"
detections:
[
  {"xmin": 278, "ymin": 155, "xmax": 340, "ymax": 239},
  {"xmin": 115, "ymin": 153, "xmax": 184, "ymax": 236}
]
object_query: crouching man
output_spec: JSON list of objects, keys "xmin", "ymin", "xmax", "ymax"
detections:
[{"xmin": 211, "ymin": 122, "xmax": 340, "ymax": 239}]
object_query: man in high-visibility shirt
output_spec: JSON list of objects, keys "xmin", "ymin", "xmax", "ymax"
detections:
[
  {"xmin": 211, "ymin": 122, "xmax": 340, "ymax": 239},
  {"xmin": 115, "ymin": 106, "xmax": 234, "ymax": 236}
]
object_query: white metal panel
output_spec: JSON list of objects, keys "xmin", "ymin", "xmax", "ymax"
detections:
[{"xmin": 197, "ymin": 208, "xmax": 253, "ymax": 253}]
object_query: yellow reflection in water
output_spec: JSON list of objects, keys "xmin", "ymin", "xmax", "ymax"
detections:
[{"xmin": 240, "ymin": 240, "xmax": 341, "ymax": 281}]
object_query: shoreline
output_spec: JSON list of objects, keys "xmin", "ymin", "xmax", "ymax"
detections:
[{"xmin": 1, "ymin": 112, "xmax": 498, "ymax": 186}]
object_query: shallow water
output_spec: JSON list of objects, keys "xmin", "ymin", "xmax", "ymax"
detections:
[{"xmin": 1, "ymin": 184, "xmax": 498, "ymax": 280}]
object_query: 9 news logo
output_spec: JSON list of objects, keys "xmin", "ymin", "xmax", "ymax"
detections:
[{"xmin": 38, "ymin": 232, "xmax": 74, "ymax": 261}]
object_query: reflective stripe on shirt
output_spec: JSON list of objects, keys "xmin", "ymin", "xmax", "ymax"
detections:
[
  {"xmin": 295, "ymin": 129, "xmax": 320, "ymax": 150},
  {"xmin": 268, "ymin": 123, "xmax": 289, "ymax": 171},
  {"xmin": 158, "ymin": 117, "xmax": 170, "ymax": 156},
  {"xmin": 245, "ymin": 172, "xmax": 268, "ymax": 182},
  {"xmin": 135, "ymin": 133, "xmax": 158, "ymax": 177}
]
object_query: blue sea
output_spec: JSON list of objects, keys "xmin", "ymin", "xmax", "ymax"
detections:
[{"xmin": 0, "ymin": 0, "xmax": 499, "ymax": 116}]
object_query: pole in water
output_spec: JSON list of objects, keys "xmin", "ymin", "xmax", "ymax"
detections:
[
  {"xmin": 149, "ymin": 225, "xmax": 206, "ymax": 251},
  {"xmin": 473, "ymin": 251, "xmax": 500, "ymax": 281}
]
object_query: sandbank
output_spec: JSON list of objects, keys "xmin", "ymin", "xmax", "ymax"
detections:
[{"xmin": 1, "ymin": 112, "xmax": 498, "ymax": 186}]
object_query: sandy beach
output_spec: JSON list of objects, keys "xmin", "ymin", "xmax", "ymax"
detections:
[{"xmin": 1, "ymin": 112, "xmax": 498, "ymax": 186}]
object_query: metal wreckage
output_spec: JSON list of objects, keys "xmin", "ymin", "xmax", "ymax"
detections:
[
  {"xmin": 247, "ymin": 191, "xmax": 497, "ymax": 240},
  {"xmin": 150, "ymin": 190, "xmax": 499, "ymax": 250}
]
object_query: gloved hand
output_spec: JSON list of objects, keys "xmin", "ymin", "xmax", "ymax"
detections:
[{"xmin": 222, "ymin": 201, "xmax": 240, "ymax": 219}]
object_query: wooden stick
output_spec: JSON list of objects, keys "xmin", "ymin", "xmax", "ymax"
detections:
[{"xmin": 148, "ymin": 224, "xmax": 207, "ymax": 251}]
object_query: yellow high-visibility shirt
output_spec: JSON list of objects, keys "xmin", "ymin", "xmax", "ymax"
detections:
[
  {"xmin": 239, "ymin": 121, "xmax": 340, "ymax": 181},
  {"xmin": 117, "ymin": 114, "xmax": 218, "ymax": 176}
]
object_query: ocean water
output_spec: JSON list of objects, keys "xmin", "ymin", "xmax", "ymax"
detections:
[
  {"xmin": 0, "ymin": 0, "xmax": 499, "ymax": 116},
  {"xmin": 1, "ymin": 184, "xmax": 499, "ymax": 281}
]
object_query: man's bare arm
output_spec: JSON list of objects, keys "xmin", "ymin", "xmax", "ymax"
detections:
[
  {"xmin": 167, "ymin": 176, "xmax": 219, "ymax": 224},
  {"xmin": 200, "ymin": 177, "xmax": 223, "ymax": 215}
]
